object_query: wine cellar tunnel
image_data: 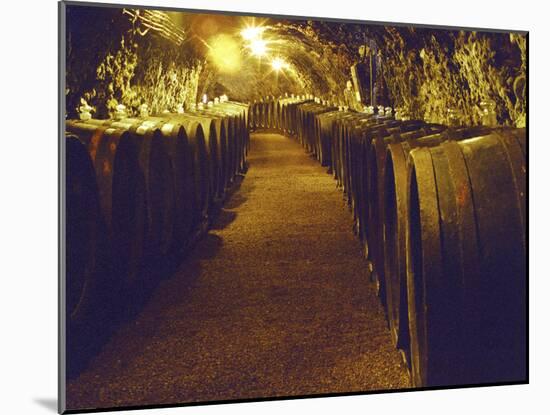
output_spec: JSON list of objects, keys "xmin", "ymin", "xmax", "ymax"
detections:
[{"xmin": 64, "ymin": 4, "xmax": 527, "ymax": 411}]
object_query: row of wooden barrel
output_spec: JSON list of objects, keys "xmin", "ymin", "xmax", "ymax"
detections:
[
  {"xmin": 250, "ymin": 98, "xmax": 527, "ymax": 388},
  {"xmin": 64, "ymin": 102, "xmax": 249, "ymax": 373},
  {"xmin": 248, "ymin": 97, "xmax": 308, "ymax": 135}
]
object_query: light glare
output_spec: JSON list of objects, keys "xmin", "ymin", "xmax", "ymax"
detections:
[
  {"xmin": 241, "ymin": 26, "xmax": 265, "ymax": 41},
  {"xmin": 271, "ymin": 57, "xmax": 289, "ymax": 71},
  {"xmin": 249, "ymin": 39, "xmax": 267, "ymax": 57}
]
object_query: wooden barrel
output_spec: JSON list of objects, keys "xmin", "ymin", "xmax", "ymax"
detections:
[
  {"xmin": 286, "ymin": 101, "xmax": 294, "ymax": 134},
  {"xmin": 259, "ymin": 100, "xmax": 267, "ymax": 128},
  {"xmin": 266, "ymin": 98, "xmax": 276, "ymax": 129},
  {"xmin": 219, "ymin": 110, "xmax": 241, "ymax": 181},
  {"xmin": 65, "ymin": 133, "xmax": 107, "ymax": 324},
  {"xmin": 65, "ymin": 121, "xmax": 147, "ymax": 295},
  {"xmin": 295, "ymin": 103, "xmax": 306, "ymax": 144},
  {"xmin": 170, "ymin": 117, "xmax": 210, "ymax": 231},
  {"xmin": 278, "ymin": 100, "xmax": 290, "ymax": 133},
  {"xmin": 223, "ymin": 101, "xmax": 249, "ymax": 127},
  {"xmin": 346, "ymin": 117, "xmax": 385, "ymax": 237},
  {"xmin": 312, "ymin": 108, "xmax": 338, "ymax": 165},
  {"xmin": 84, "ymin": 119, "xmax": 178, "ymax": 255},
  {"xmin": 214, "ymin": 103, "xmax": 249, "ymax": 175},
  {"xmin": 253, "ymin": 101, "xmax": 260, "ymax": 129},
  {"xmin": 366, "ymin": 121, "xmax": 435, "ymax": 262},
  {"xmin": 220, "ymin": 100, "xmax": 250, "ymax": 166},
  {"xmin": 303, "ymin": 104, "xmax": 334, "ymax": 155},
  {"xmin": 218, "ymin": 106, "xmax": 246, "ymax": 176},
  {"xmin": 342, "ymin": 118, "xmax": 402, "ymax": 253},
  {"xmin": 296, "ymin": 102, "xmax": 320, "ymax": 147},
  {"xmin": 219, "ymin": 112, "xmax": 237, "ymax": 190},
  {"xmin": 108, "ymin": 116, "xmax": 209, "ymax": 251},
  {"xmin": 274, "ymin": 98, "xmax": 310, "ymax": 136},
  {"xmin": 264, "ymin": 100, "xmax": 272, "ymax": 129},
  {"xmin": 296, "ymin": 103, "xmax": 308, "ymax": 145},
  {"xmin": 280, "ymin": 100, "xmax": 291, "ymax": 134},
  {"xmin": 331, "ymin": 112, "xmax": 359, "ymax": 188},
  {"xmin": 337, "ymin": 114, "xmax": 359, "ymax": 202},
  {"xmin": 335, "ymin": 113, "xmax": 370, "ymax": 191},
  {"xmin": 236, "ymin": 103, "xmax": 250, "ymax": 170},
  {"xmin": 153, "ymin": 115, "xmax": 211, "ymax": 226},
  {"xmin": 196, "ymin": 114, "xmax": 225, "ymax": 203},
  {"xmin": 253, "ymin": 101, "xmax": 261, "ymax": 129},
  {"xmin": 248, "ymin": 102, "xmax": 256, "ymax": 130},
  {"xmin": 282, "ymin": 99, "xmax": 300, "ymax": 135},
  {"xmin": 365, "ymin": 121, "xmax": 433, "ymax": 304},
  {"xmin": 227, "ymin": 107, "xmax": 248, "ymax": 174},
  {"xmin": 382, "ymin": 126, "xmax": 492, "ymax": 352},
  {"xmin": 314, "ymin": 110, "xmax": 344, "ymax": 169},
  {"xmin": 156, "ymin": 122, "xmax": 196, "ymax": 260},
  {"xmin": 273, "ymin": 99, "xmax": 282, "ymax": 130},
  {"xmin": 256, "ymin": 100, "xmax": 263, "ymax": 130},
  {"xmin": 189, "ymin": 111, "xmax": 229, "ymax": 201},
  {"xmin": 406, "ymin": 129, "xmax": 526, "ymax": 387},
  {"xmin": 96, "ymin": 119, "xmax": 177, "ymax": 277},
  {"xmin": 338, "ymin": 114, "xmax": 377, "ymax": 208},
  {"xmin": 162, "ymin": 114, "xmax": 224, "ymax": 205},
  {"xmin": 224, "ymin": 104, "xmax": 246, "ymax": 175},
  {"xmin": 288, "ymin": 100, "xmax": 311, "ymax": 136}
]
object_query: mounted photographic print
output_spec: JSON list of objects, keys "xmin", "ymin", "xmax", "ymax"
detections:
[{"xmin": 59, "ymin": 1, "xmax": 528, "ymax": 413}]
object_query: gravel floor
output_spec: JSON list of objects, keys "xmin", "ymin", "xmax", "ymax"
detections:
[{"xmin": 67, "ymin": 133, "xmax": 411, "ymax": 411}]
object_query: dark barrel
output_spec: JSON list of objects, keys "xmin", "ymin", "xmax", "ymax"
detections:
[
  {"xmin": 155, "ymin": 115, "xmax": 211, "ymax": 227},
  {"xmin": 73, "ymin": 118, "xmax": 179, "ymax": 276},
  {"xmin": 299, "ymin": 103, "xmax": 335, "ymax": 155},
  {"xmin": 365, "ymin": 121, "xmax": 431, "ymax": 301},
  {"xmin": 177, "ymin": 112, "xmax": 226, "ymax": 203},
  {"xmin": 156, "ymin": 122, "xmax": 196, "ymax": 260},
  {"xmin": 223, "ymin": 100, "xmax": 250, "ymax": 172},
  {"xmin": 382, "ymin": 126, "xmax": 492, "ymax": 352},
  {"xmin": 65, "ymin": 132, "xmax": 107, "ymax": 324},
  {"xmin": 406, "ymin": 129, "xmax": 526, "ymax": 387},
  {"xmin": 65, "ymin": 121, "xmax": 147, "ymax": 297},
  {"xmin": 100, "ymin": 119, "xmax": 176, "ymax": 277},
  {"xmin": 331, "ymin": 112, "xmax": 359, "ymax": 188},
  {"xmin": 346, "ymin": 116, "xmax": 386, "ymax": 240},
  {"xmin": 313, "ymin": 108, "xmax": 339, "ymax": 167},
  {"xmin": 265, "ymin": 97, "xmax": 276, "ymax": 129}
]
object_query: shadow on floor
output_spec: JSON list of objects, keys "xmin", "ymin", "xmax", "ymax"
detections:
[
  {"xmin": 192, "ymin": 233, "xmax": 224, "ymax": 260},
  {"xmin": 223, "ymin": 193, "xmax": 247, "ymax": 210},
  {"xmin": 34, "ymin": 398, "xmax": 57, "ymax": 413},
  {"xmin": 210, "ymin": 209, "xmax": 238, "ymax": 230}
]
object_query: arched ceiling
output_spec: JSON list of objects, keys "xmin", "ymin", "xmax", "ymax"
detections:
[{"xmin": 65, "ymin": 6, "xmax": 525, "ymax": 126}]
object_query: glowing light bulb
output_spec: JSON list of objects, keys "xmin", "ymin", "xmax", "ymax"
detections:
[
  {"xmin": 271, "ymin": 57, "xmax": 289, "ymax": 71},
  {"xmin": 249, "ymin": 39, "xmax": 267, "ymax": 57},
  {"xmin": 241, "ymin": 26, "xmax": 265, "ymax": 41}
]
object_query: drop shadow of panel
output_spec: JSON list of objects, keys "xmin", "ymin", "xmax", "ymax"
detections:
[{"xmin": 34, "ymin": 398, "xmax": 57, "ymax": 413}]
